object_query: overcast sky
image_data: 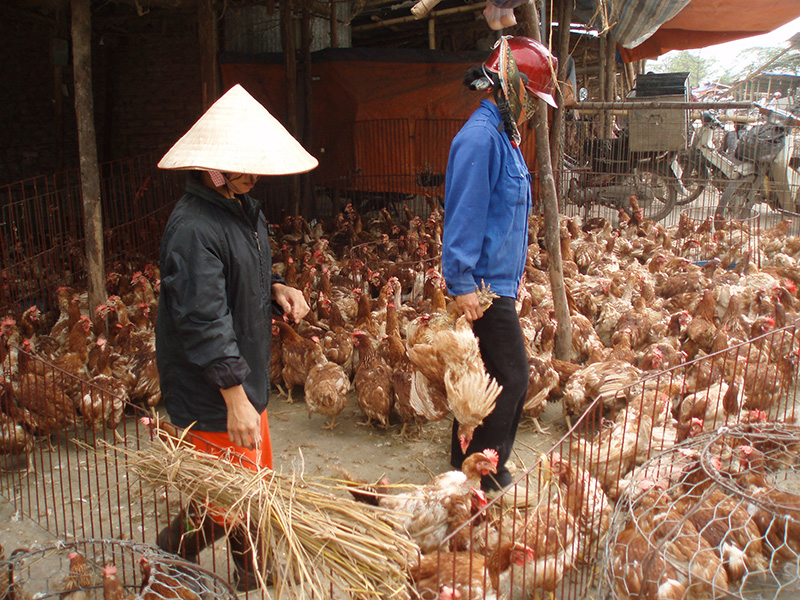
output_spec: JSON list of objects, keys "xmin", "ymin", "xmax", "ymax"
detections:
[
  {"xmin": 649, "ymin": 15, "xmax": 800, "ymax": 78},
  {"xmin": 693, "ymin": 15, "xmax": 800, "ymax": 62}
]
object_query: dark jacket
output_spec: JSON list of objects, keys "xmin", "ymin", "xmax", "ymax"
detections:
[{"xmin": 156, "ymin": 173, "xmax": 281, "ymax": 431}]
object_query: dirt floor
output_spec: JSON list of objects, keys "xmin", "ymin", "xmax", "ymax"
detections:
[{"xmin": 0, "ymin": 390, "xmax": 569, "ymax": 593}]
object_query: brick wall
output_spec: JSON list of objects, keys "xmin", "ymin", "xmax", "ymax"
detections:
[{"xmin": 0, "ymin": 8, "xmax": 203, "ymax": 186}]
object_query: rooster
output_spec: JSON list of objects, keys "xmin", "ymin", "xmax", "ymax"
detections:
[{"xmin": 346, "ymin": 449, "xmax": 499, "ymax": 553}]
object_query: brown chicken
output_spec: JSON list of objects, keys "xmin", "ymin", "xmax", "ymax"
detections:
[
  {"xmin": 102, "ymin": 563, "xmax": 134, "ymax": 600},
  {"xmin": 562, "ymin": 360, "xmax": 643, "ymax": 425},
  {"xmin": 628, "ymin": 489, "xmax": 730, "ymax": 599},
  {"xmin": 348, "ymin": 450, "xmax": 498, "ymax": 553},
  {"xmin": 304, "ymin": 352, "xmax": 350, "ymax": 429},
  {"xmin": 273, "ymin": 320, "xmax": 325, "ymax": 403},
  {"xmin": 317, "ymin": 293, "xmax": 355, "ymax": 378},
  {"xmin": 408, "ymin": 314, "xmax": 501, "ymax": 453},
  {"xmin": 0, "ymin": 411, "xmax": 34, "ymax": 469},
  {"xmin": 138, "ymin": 557, "xmax": 201, "ymax": 600},
  {"xmin": 352, "ymin": 330, "xmax": 393, "ymax": 428},
  {"xmin": 51, "ymin": 315, "xmax": 93, "ymax": 407},
  {"xmin": 411, "ymin": 542, "xmax": 535, "ymax": 600},
  {"xmin": 611, "ymin": 507, "xmax": 687, "ymax": 599},
  {"xmin": 685, "ymin": 288, "xmax": 718, "ymax": 353},
  {"xmin": 59, "ymin": 550, "xmax": 96, "ymax": 599},
  {"xmin": 673, "ymin": 454, "xmax": 767, "ymax": 582},
  {"xmin": 497, "ymin": 502, "xmax": 578, "ymax": 598},
  {"xmin": 738, "ymin": 445, "xmax": 800, "ymax": 559},
  {"xmin": 549, "ymin": 453, "xmax": 611, "ymax": 561}
]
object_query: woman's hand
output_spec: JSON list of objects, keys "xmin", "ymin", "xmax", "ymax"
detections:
[
  {"xmin": 455, "ymin": 291, "xmax": 484, "ymax": 323},
  {"xmin": 220, "ymin": 385, "xmax": 261, "ymax": 450},
  {"xmin": 272, "ymin": 283, "xmax": 310, "ymax": 323}
]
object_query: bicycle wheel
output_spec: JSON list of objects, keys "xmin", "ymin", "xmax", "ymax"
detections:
[{"xmin": 630, "ymin": 169, "xmax": 678, "ymax": 222}]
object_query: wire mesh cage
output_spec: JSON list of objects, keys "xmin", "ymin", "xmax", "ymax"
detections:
[
  {"xmin": 0, "ymin": 538, "xmax": 237, "ymax": 599},
  {"xmin": 600, "ymin": 422, "xmax": 800, "ymax": 600}
]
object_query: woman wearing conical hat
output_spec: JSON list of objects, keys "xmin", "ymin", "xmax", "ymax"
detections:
[{"xmin": 154, "ymin": 84, "xmax": 315, "ymax": 589}]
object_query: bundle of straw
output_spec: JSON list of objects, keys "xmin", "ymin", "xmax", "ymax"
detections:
[{"xmin": 96, "ymin": 427, "xmax": 419, "ymax": 599}]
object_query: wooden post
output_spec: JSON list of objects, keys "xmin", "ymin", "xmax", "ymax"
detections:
[
  {"xmin": 598, "ymin": 33, "xmax": 606, "ymax": 135},
  {"xmin": 604, "ymin": 32, "xmax": 616, "ymax": 137},
  {"xmin": 520, "ymin": 2, "xmax": 572, "ymax": 362},
  {"xmin": 428, "ymin": 18, "xmax": 435, "ymax": 50},
  {"xmin": 301, "ymin": 3, "xmax": 314, "ymax": 217},
  {"xmin": 70, "ymin": 0, "xmax": 105, "ymax": 312},
  {"xmin": 549, "ymin": 0, "xmax": 573, "ymax": 184},
  {"xmin": 329, "ymin": 0, "xmax": 339, "ymax": 48},
  {"xmin": 198, "ymin": 0, "xmax": 220, "ymax": 108},
  {"xmin": 281, "ymin": 0, "xmax": 301, "ymax": 215}
]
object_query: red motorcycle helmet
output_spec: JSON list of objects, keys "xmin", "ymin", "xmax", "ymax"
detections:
[{"xmin": 484, "ymin": 37, "xmax": 558, "ymax": 108}]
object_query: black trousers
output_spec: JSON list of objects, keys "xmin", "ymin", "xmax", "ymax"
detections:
[{"xmin": 450, "ymin": 296, "xmax": 529, "ymax": 491}]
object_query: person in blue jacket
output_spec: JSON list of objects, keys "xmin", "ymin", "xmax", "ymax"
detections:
[{"xmin": 442, "ymin": 37, "xmax": 557, "ymax": 492}]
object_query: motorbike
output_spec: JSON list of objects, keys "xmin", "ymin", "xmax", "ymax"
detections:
[
  {"xmin": 565, "ymin": 129, "xmax": 683, "ymax": 222},
  {"xmin": 673, "ymin": 110, "xmax": 736, "ymax": 205},
  {"xmin": 714, "ymin": 105, "xmax": 800, "ymax": 220}
]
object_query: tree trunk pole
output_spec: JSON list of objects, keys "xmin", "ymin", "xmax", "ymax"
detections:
[
  {"xmin": 71, "ymin": 0, "xmax": 105, "ymax": 312},
  {"xmin": 520, "ymin": 2, "xmax": 572, "ymax": 361}
]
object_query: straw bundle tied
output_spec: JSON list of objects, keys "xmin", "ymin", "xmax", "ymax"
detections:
[{"xmin": 93, "ymin": 425, "xmax": 419, "ymax": 599}]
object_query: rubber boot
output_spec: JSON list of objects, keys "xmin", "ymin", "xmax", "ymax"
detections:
[
  {"xmin": 156, "ymin": 503, "xmax": 225, "ymax": 562},
  {"xmin": 228, "ymin": 527, "xmax": 263, "ymax": 591}
]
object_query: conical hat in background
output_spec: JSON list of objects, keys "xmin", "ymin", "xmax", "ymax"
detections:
[{"xmin": 157, "ymin": 84, "xmax": 318, "ymax": 176}]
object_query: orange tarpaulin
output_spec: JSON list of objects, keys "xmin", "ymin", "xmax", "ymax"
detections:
[
  {"xmin": 618, "ymin": 0, "xmax": 800, "ymax": 62},
  {"xmin": 220, "ymin": 49, "xmax": 541, "ymax": 193}
]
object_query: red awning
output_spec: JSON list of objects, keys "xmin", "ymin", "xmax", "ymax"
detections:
[{"xmin": 617, "ymin": 0, "xmax": 800, "ymax": 62}]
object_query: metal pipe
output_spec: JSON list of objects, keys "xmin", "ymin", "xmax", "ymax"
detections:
[{"xmin": 571, "ymin": 101, "xmax": 754, "ymax": 110}]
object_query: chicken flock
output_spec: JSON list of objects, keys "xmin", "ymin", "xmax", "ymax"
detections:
[
  {"xmin": 0, "ymin": 544, "xmax": 223, "ymax": 599},
  {"xmin": 2, "ymin": 198, "xmax": 800, "ymax": 598},
  {"xmin": 609, "ymin": 421, "xmax": 800, "ymax": 600}
]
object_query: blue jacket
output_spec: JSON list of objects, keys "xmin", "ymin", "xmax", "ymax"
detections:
[
  {"xmin": 156, "ymin": 173, "xmax": 282, "ymax": 432},
  {"xmin": 442, "ymin": 100, "xmax": 532, "ymax": 298}
]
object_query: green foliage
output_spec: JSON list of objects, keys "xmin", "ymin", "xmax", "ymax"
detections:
[{"xmin": 648, "ymin": 51, "xmax": 710, "ymax": 87}]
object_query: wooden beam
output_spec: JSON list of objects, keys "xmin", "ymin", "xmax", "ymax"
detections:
[
  {"xmin": 198, "ymin": 0, "xmax": 220, "ymax": 108},
  {"xmin": 281, "ymin": 0, "xmax": 300, "ymax": 215},
  {"xmin": 71, "ymin": 0, "xmax": 105, "ymax": 311},
  {"xmin": 329, "ymin": 0, "xmax": 339, "ymax": 47}
]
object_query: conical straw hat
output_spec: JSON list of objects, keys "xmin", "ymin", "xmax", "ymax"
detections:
[{"xmin": 158, "ymin": 84, "xmax": 318, "ymax": 176}]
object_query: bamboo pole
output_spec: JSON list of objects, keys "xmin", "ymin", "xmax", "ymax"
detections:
[
  {"xmin": 352, "ymin": 2, "xmax": 485, "ymax": 31},
  {"xmin": 70, "ymin": 0, "xmax": 105, "ymax": 312},
  {"xmin": 520, "ymin": 2, "xmax": 572, "ymax": 362},
  {"xmin": 427, "ymin": 18, "xmax": 435, "ymax": 50}
]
